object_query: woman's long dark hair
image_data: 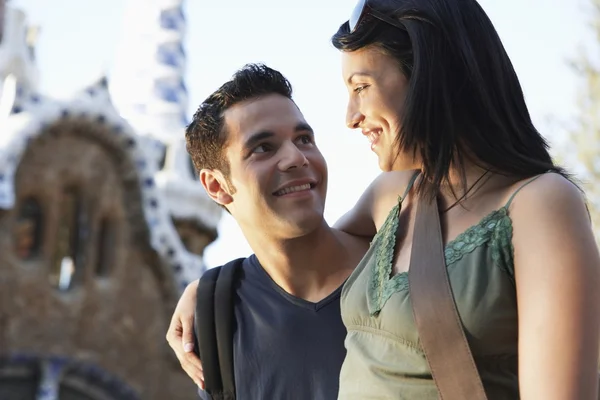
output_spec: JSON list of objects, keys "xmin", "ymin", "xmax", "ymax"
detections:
[{"xmin": 332, "ymin": 0, "xmax": 569, "ymax": 197}]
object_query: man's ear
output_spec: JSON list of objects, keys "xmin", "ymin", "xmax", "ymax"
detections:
[{"xmin": 199, "ymin": 169, "xmax": 233, "ymax": 206}]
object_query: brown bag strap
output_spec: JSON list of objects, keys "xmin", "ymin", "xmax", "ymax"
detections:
[{"xmin": 408, "ymin": 193, "xmax": 488, "ymax": 400}]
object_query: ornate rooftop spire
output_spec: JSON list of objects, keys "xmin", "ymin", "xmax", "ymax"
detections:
[
  {"xmin": 0, "ymin": 3, "xmax": 39, "ymax": 93},
  {"xmin": 110, "ymin": 0, "xmax": 188, "ymax": 141}
]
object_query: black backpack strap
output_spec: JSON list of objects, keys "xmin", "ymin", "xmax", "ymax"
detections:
[
  {"xmin": 195, "ymin": 259, "xmax": 243, "ymax": 400},
  {"xmin": 195, "ymin": 266, "xmax": 223, "ymax": 394},
  {"xmin": 214, "ymin": 260, "xmax": 240, "ymax": 398}
]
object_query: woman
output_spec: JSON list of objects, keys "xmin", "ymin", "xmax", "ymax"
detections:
[
  {"xmin": 332, "ymin": 0, "xmax": 600, "ymax": 398},
  {"xmin": 169, "ymin": 0, "xmax": 600, "ymax": 398}
]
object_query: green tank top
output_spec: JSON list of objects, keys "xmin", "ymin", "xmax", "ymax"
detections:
[{"xmin": 338, "ymin": 174, "xmax": 541, "ymax": 400}]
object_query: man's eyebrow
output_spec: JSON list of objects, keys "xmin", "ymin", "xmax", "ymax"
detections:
[
  {"xmin": 243, "ymin": 131, "xmax": 274, "ymax": 150},
  {"xmin": 295, "ymin": 122, "xmax": 314, "ymax": 134},
  {"xmin": 242, "ymin": 123, "xmax": 313, "ymax": 150}
]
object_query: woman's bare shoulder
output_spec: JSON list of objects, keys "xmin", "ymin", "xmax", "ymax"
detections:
[
  {"xmin": 508, "ymin": 172, "xmax": 591, "ymax": 262},
  {"xmin": 507, "ymin": 172, "xmax": 586, "ymax": 219},
  {"xmin": 370, "ymin": 169, "xmax": 420, "ymax": 224}
]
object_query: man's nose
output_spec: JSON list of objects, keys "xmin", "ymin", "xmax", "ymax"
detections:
[{"xmin": 278, "ymin": 142, "xmax": 309, "ymax": 170}]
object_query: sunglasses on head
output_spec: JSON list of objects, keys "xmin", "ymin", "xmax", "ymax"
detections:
[{"xmin": 349, "ymin": 0, "xmax": 406, "ymax": 33}]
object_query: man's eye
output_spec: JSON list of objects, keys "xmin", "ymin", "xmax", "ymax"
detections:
[
  {"xmin": 354, "ymin": 85, "xmax": 369, "ymax": 93},
  {"xmin": 298, "ymin": 135, "xmax": 313, "ymax": 145},
  {"xmin": 253, "ymin": 144, "xmax": 272, "ymax": 153}
]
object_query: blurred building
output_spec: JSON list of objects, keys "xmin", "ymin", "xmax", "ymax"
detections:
[{"xmin": 0, "ymin": 0, "xmax": 221, "ymax": 398}]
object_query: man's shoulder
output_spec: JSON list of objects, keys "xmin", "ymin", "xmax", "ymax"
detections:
[
  {"xmin": 199, "ymin": 256, "xmax": 255, "ymax": 288},
  {"xmin": 198, "ymin": 254, "xmax": 277, "ymax": 306},
  {"xmin": 203, "ymin": 257, "xmax": 249, "ymax": 277},
  {"xmin": 332, "ymin": 229, "xmax": 370, "ymax": 267},
  {"xmin": 217, "ymin": 256, "xmax": 248, "ymax": 272}
]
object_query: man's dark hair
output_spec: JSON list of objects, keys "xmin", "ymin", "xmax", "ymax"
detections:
[{"xmin": 186, "ymin": 63, "xmax": 293, "ymax": 179}]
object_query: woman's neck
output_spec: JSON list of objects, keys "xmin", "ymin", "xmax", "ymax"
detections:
[{"xmin": 438, "ymin": 162, "xmax": 492, "ymax": 210}]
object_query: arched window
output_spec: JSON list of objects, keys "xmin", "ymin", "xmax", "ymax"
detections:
[
  {"xmin": 14, "ymin": 197, "xmax": 43, "ymax": 260},
  {"xmin": 49, "ymin": 188, "xmax": 84, "ymax": 292},
  {"xmin": 95, "ymin": 218, "xmax": 115, "ymax": 278}
]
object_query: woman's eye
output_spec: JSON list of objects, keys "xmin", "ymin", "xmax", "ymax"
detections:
[{"xmin": 354, "ymin": 85, "xmax": 369, "ymax": 94}]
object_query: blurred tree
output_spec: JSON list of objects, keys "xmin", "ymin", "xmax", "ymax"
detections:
[{"xmin": 570, "ymin": 0, "xmax": 600, "ymax": 242}]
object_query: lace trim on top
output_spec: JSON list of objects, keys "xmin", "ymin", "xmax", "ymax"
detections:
[
  {"xmin": 368, "ymin": 205, "xmax": 514, "ymax": 315},
  {"xmin": 370, "ymin": 201, "xmax": 402, "ymax": 314}
]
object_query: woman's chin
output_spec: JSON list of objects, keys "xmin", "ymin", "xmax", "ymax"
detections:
[{"xmin": 377, "ymin": 158, "xmax": 394, "ymax": 172}]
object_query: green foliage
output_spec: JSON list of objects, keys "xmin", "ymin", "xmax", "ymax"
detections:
[{"xmin": 570, "ymin": 0, "xmax": 600, "ymax": 238}]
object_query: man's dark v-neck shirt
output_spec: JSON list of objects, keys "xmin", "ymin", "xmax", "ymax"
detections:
[{"xmin": 198, "ymin": 255, "xmax": 347, "ymax": 400}]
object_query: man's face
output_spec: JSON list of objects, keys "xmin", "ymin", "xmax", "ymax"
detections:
[{"xmin": 220, "ymin": 94, "xmax": 328, "ymax": 239}]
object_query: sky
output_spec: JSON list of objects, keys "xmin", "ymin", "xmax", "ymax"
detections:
[{"xmin": 11, "ymin": 0, "xmax": 593, "ymax": 268}]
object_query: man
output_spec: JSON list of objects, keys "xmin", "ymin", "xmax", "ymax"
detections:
[{"xmin": 167, "ymin": 63, "xmax": 369, "ymax": 399}]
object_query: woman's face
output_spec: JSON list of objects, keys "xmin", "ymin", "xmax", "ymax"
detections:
[{"xmin": 341, "ymin": 46, "xmax": 418, "ymax": 172}]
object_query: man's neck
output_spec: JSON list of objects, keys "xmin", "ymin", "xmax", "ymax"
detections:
[{"xmin": 243, "ymin": 221, "xmax": 354, "ymax": 303}]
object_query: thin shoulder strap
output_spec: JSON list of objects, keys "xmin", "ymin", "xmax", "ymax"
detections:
[
  {"xmin": 504, "ymin": 174, "xmax": 545, "ymax": 208},
  {"xmin": 409, "ymin": 192, "xmax": 488, "ymax": 400},
  {"xmin": 398, "ymin": 170, "xmax": 420, "ymax": 203}
]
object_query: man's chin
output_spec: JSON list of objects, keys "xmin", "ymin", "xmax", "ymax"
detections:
[{"xmin": 277, "ymin": 213, "xmax": 326, "ymax": 238}]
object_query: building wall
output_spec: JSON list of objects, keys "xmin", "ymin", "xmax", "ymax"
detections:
[{"xmin": 0, "ymin": 118, "xmax": 197, "ymax": 399}]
